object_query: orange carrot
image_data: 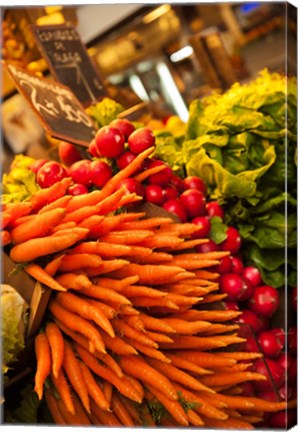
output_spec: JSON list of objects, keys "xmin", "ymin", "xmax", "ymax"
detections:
[
  {"xmin": 72, "ymin": 241, "xmax": 152, "ymax": 259},
  {"xmin": 87, "ymin": 214, "xmax": 126, "ymax": 238},
  {"xmin": 2, "ymin": 201, "xmax": 32, "ymax": 229},
  {"xmin": 147, "ymin": 385, "xmax": 189, "ymax": 426},
  {"xmin": 93, "ymin": 275, "xmax": 140, "ymax": 291},
  {"xmin": 89, "ymin": 399, "xmax": 121, "ymax": 426},
  {"xmin": 123, "ymin": 314, "xmax": 145, "ymax": 332},
  {"xmin": 86, "ymin": 299, "xmax": 117, "ymax": 320},
  {"xmin": 56, "ymin": 291, "xmax": 114, "ymax": 337},
  {"xmin": 134, "ymin": 164, "xmax": 167, "ymax": 183},
  {"xmin": 44, "ymin": 254, "xmax": 66, "ymax": 277},
  {"xmin": 54, "ymin": 318, "xmax": 95, "ymax": 353},
  {"xmin": 146, "ymin": 357, "xmax": 214, "ymax": 393},
  {"xmin": 75, "ymin": 344, "xmax": 142, "ymax": 403},
  {"xmin": 56, "ymin": 390, "xmax": 91, "ymax": 425},
  {"xmin": 159, "ymin": 335, "xmax": 228, "ymax": 351},
  {"xmin": 218, "ymin": 352, "xmax": 264, "ymax": 361},
  {"xmin": 186, "ymin": 409, "xmax": 205, "ymax": 426},
  {"xmin": 121, "ymin": 284, "xmax": 167, "ymax": 299},
  {"xmin": 100, "ymin": 230, "xmax": 154, "ymax": 245},
  {"xmin": 172, "ymin": 351, "xmax": 237, "ymax": 368},
  {"xmin": 140, "ymin": 313, "xmax": 176, "ymax": 333},
  {"xmin": 1, "ymin": 230, "xmax": 11, "ymax": 246},
  {"xmin": 102, "ymin": 381, "xmax": 113, "ymax": 406},
  {"xmin": 10, "ymin": 228, "xmax": 89, "ymax": 263},
  {"xmin": 80, "ymin": 283, "xmax": 131, "ymax": 305},
  {"xmin": 119, "ymin": 296, "xmax": 179, "ymax": 310},
  {"xmin": 109, "ymin": 263, "xmax": 187, "ymax": 285},
  {"xmin": 171, "ymin": 309, "xmax": 242, "ymax": 322},
  {"xmin": 54, "ymin": 272, "xmax": 92, "ymax": 291},
  {"xmin": 172, "ymin": 383, "xmax": 228, "ymax": 421},
  {"xmin": 100, "ymin": 146, "xmax": 155, "ymax": 197},
  {"xmin": 34, "ymin": 333, "xmax": 52, "ymax": 400},
  {"xmin": 79, "ymin": 362, "xmax": 110, "ymax": 411},
  {"xmin": 100, "ymin": 332, "xmax": 138, "ymax": 356},
  {"xmin": 10, "ymin": 207, "xmax": 66, "ymax": 244},
  {"xmin": 111, "ymin": 392, "xmax": 135, "ymax": 426},
  {"xmin": 124, "ymin": 338, "xmax": 170, "ymax": 363},
  {"xmin": 30, "ymin": 177, "xmax": 72, "ymax": 212},
  {"xmin": 24, "ymin": 263, "xmax": 66, "ymax": 292},
  {"xmin": 38, "ymin": 195, "xmax": 72, "ymax": 214},
  {"xmin": 45, "ymin": 322, "xmax": 65, "ymax": 378},
  {"xmin": 63, "ymin": 340, "xmax": 90, "ymax": 414},
  {"xmin": 78, "ymin": 215, "xmax": 105, "ymax": 230},
  {"xmin": 95, "ymin": 186, "xmax": 127, "ymax": 215},
  {"xmin": 49, "ymin": 299, "xmax": 106, "ymax": 353},
  {"xmin": 201, "ymin": 415, "xmax": 254, "ymax": 429},
  {"xmin": 51, "ymin": 370, "xmax": 75, "ymax": 415},
  {"xmin": 198, "ymin": 392, "xmax": 256, "ymax": 410},
  {"xmin": 62, "ymin": 205, "xmax": 102, "ymax": 224},
  {"xmin": 116, "ymin": 217, "xmax": 173, "ymax": 231},
  {"xmin": 239, "ymin": 397, "xmax": 289, "ymax": 412},
  {"xmin": 56, "ymin": 253, "xmax": 102, "ymax": 272},
  {"xmin": 139, "ymin": 235, "xmax": 183, "ymax": 249},
  {"xmin": 83, "ymin": 259, "xmax": 129, "ymax": 277},
  {"xmin": 160, "ymin": 317, "xmax": 212, "ymax": 334},
  {"xmin": 51, "ymin": 221, "xmax": 77, "ymax": 234},
  {"xmin": 131, "ymin": 251, "xmax": 173, "ymax": 264},
  {"xmin": 165, "ymin": 353, "xmax": 213, "ymax": 375},
  {"xmin": 145, "ymin": 331, "xmax": 174, "ymax": 344},
  {"xmin": 112, "ymin": 319, "xmax": 157, "ymax": 348},
  {"xmin": 120, "ymin": 355, "xmax": 178, "ymax": 401},
  {"xmin": 44, "ymin": 390, "xmax": 67, "ymax": 425},
  {"xmin": 199, "ymin": 371, "xmax": 266, "ymax": 388}
]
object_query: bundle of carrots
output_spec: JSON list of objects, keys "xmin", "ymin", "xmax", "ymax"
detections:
[{"xmin": 2, "ymin": 146, "xmax": 295, "ymax": 428}]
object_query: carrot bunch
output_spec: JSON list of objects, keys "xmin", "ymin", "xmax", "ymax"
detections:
[{"xmin": 2, "ymin": 147, "xmax": 295, "ymax": 427}]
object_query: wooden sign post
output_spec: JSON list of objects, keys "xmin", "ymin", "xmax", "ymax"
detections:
[
  {"xmin": 4, "ymin": 62, "xmax": 97, "ymax": 147},
  {"xmin": 32, "ymin": 24, "xmax": 107, "ymax": 106}
]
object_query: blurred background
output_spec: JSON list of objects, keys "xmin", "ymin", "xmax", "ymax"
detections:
[{"xmin": 1, "ymin": 2, "xmax": 297, "ymax": 169}]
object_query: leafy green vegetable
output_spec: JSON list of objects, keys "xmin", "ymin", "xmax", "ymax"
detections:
[
  {"xmin": 183, "ymin": 69, "xmax": 297, "ymax": 287},
  {"xmin": 85, "ymin": 97, "xmax": 125, "ymax": 128},
  {"xmin": 1, "ymin": 155, "xmax": 40, "ymax": 204},
  {"xmin": 153, "ymin": 133, "xmax": 185, "ymax": 177},
  {"xmin": 209, "ymin": 216, "xmax": 228, "ymax": 244},
  {"xmin": 1, "ymin": 284, "xmax": 28, "ymax": 378}
]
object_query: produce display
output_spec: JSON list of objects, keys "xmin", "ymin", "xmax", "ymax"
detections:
[{"xmin": 1, "ymin": 70, "xmax": 297, "ymax": 429}]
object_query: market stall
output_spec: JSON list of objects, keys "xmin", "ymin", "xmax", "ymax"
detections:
[{"xmin": 1, "ymin": 3, "xmax": 297, "ymax": 429}]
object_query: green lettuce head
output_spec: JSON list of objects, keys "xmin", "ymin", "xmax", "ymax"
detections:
[{"xmin": 1, "ymin": 284, "xmax": 28, "ymax": 377}]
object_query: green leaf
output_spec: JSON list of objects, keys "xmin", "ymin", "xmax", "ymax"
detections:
[{"xmin": 209, "ymin": 216, "xmax": 228, "ymax": 244}]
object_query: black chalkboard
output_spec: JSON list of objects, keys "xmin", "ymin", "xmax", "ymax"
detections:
[
  {"xmin": 32, "ymin": 24, "xmax": 107, "ymax": 107},
  {"xmin": 4, "ymin": 62, "xmax": 97, "ymax": 147}
]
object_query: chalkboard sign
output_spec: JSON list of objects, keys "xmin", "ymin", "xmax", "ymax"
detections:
[
  {"xmin": 32, "ymin": 24, "xmax": 107, "ymax": 106},
  {"xmin": 4, "ymin": 62, "xmax": 97, "ymax": 147}
]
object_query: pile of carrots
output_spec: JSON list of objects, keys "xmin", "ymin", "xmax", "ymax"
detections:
[{"xmin": 2, "ymin": 146, "xmax": 295, "ymax": 428}]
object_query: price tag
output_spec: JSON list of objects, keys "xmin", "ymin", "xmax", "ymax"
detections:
[
  {"xmin": 32, "ymin": 24, "xmax": 107, "ymax": 106},
  {"xmin": 4, "ymin": 62, "xmax": 97, "ymax": 147}
]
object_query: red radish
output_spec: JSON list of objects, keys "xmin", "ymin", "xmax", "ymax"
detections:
[
  {"xmin": 191, "ymin": 216, "xmax": 211, "ymax": 239},
  {"xmin": 278, "ymin": 383, "xmax": 293, "ymax": 401},
  {"xmin": 248, "ymin": 285, "xmax": 280, "ymax": 317},
  {"xmin": 116, "ymin": 178, "xmax": 144, "ymax": 198},
  {"xmin": 36, "ymin": 161, "xmax": 68, "ymax": 188},
  {"xmin": 288, "ymin": 327, "xmax": 297, "ymax": 353},
  {"xmin": 270, "ymin": 328, "xmax": 285, "ymax": 350},
  {"xmin": 253, "ymin": 358, "xmax": 285, "ymax": 391},
  {"xmin": 243, "ymin": 335, "xmax": 260, "ymax": 353},
  {"xmin": 239, "ymin": 382, "xmax": 255, "ymax": 396},
  {"xmin": 89, "ymin": 160, "xmax": 112, "ymax": 188},
  {"xmin": 148, "ymin": 160, "xmax": 173, "ymax": 186},
  {"xmin": 195, "ymin": 239, "xmax": 219, "ymax": 254},
  {"xmin": 222, "ymin": 300, "xmax": 239, "ymax": 311},
  {"xmin": 205, "ymin": 201, "xmax": 224, "ymax": 219},
  {"xmin": 236, "ymin": 310, "xmax": 260, "ymax": 332},
  {"xmin": 163, "ymin": 185, "xmax": 178, "ymax": 200},
  {"xmin": 277, "ymin": 352, "xmax": 293, "ymax": 373},
  {"xmin": 171, "ymin": 175, "xmax": 185, "ymax": 193},
  {"xmin": 288, "ymin": 357, "xmax": 297, "ymax": 380},
  {"xmin": 94, "ymin": 126, "xmax": 125, "ymax": 158},
  {"xmin": 58, "ymin": 141, "xmax": 82, "ymax": 166},
  {"xmin": 182, "ymin": 176, "xmax": 207, "ymax": 195},
  {"xmin": 162, "ymin": 198, "xmax": 187, "ymax": 222},
  {"xmin": 219, "ymin": 273, "xmax": 249, "ymax": 301},
  {"xmin": 268, "ymin": 410, "xmax": 297, "ymax": 429},
  {"xmin": 257, "ymin": 390, "xmax": 279, "ymax": 402},
  {"xmin": 128, "ymin": 127, "xmax": 155, "ymax": 154},
  {"xmin": 88, "ymin": 139, "xmax": 98, "ymax": 158},
  {"xmin": 68, "ymin": 159, "xmax": 92, "ymax": 186},
  {"xmin": 243, "ymin": 266, "xmax": 262, "ymax": 287},
  {"xmin": 145, "ymin": 185, "xmax": 166, "ymax": 206},
  {"xmin": 180, "ymin": 189, "xmax": 206, "ymax": 218},
  {"xmin": 230, "ymin": 256, "xmax": 244, "ymax": 274},
  {"xmin": 68, "ymin": 183, "xmax": 88, "ymax": 196},
  {"xmin": 117, "ymin": 151, "xmax": 137, "ymax": 170},
  {"xmin": 257, "ymin": 315, "xmax": 270, "ymax": 332},
  {"xmin": 110, "ymin": 118, "xmax": 135, "ymax": 139},
  {"xmin": 257, "ymin": 330, "xmax": 284, "ymax": 358},
  {"xmin": 238, "ymin": 279, "xmax": 254, "ymax": 302},
  {"xmin": 220, "ymin": 226, "xmax": 241, "ymax": 254},
  {"xmin": 29, "ymin": 158, "xmax": 48, "ymax": 174},
  {"xmin": 214, "ymin": 255, "xmax": 232, "ymax": 274}
]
